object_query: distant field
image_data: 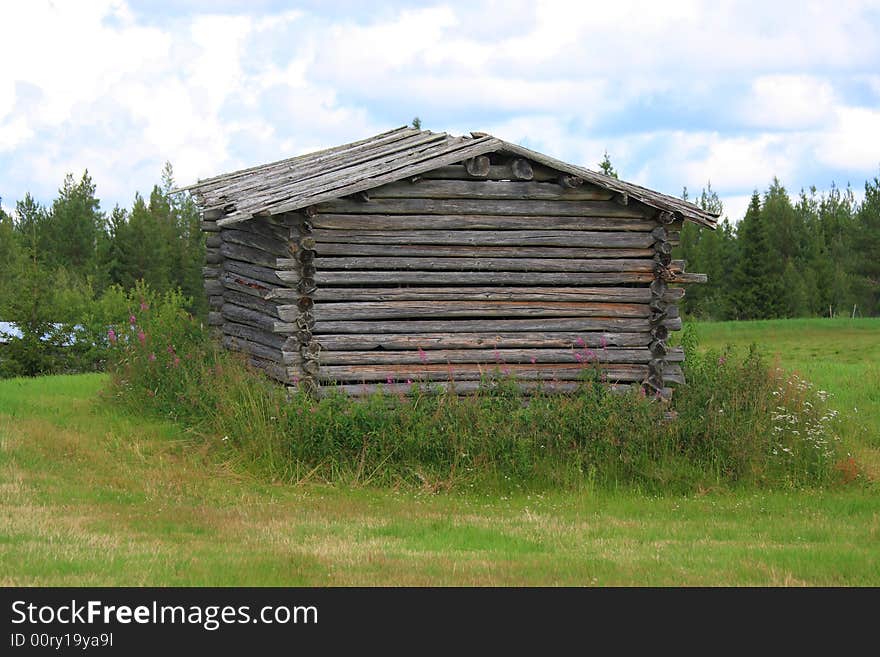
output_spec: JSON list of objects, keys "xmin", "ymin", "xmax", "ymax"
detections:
[{"xmin": 1, "ymin": 318, "xmax": 878, "ymax": 586}]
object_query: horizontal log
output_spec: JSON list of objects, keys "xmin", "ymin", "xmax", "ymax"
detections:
[
  {"xmin": 318, "ymin": 362, "xmax": 683, "ymax": 383},
  {"xmin": 323, "ymin": 380, "xmax": 672, "ymax": 398},
  {"xmin": 223, "ymin": 335, "xmax": 299, "ymax": 365},
  {"xmin": 317, "ymin": 197, "xmax": 647, "ymax": 218},
  {"xmin": 221, "ymin": 303, "xmax": 296, "ymax": 334},
  {"xmin": 309, "ymin": 243, "xmax": 655, "ymax": 260},
  {"xmin": 311, "ymin": 286, "xmax": 685, "ymax": 304},
  {"xmin": 208, "ymin": 295, "xmax": 224, "ymax": 308},
  {"xmin": 223, "ymin": 288, "xmax": 280, "ymax": 318},
  {"xmin": 200, "ymin": 220, "xmax": 220, "ymax": 232},
  {"xmin": 243, "ymin": 354, "xmax": 299, "ymax": 384},
  {"xmin": 202, "ymin": 266, "xmax": 221, "ymax": 279},
  {"xmin": 315, "ymin": 331, "xmax": 653, "ymax": 351},
  {"xmin": 368, "ymin": 179, "xmax": 614, "ymax": 201},
  {"xmin": 220, "ymin": 270, "xmax": 276, "ymax": 299},
  {"xmin": 222, "ymin": 321, "xmax": 288, "ymax": 350},
  {"xmin": 207, "ymin": 311, "xmax": 223, "ymax": 326},
  {"xmin": 315, "ymin": 256, "xmax": 655, "ymax": 273},
  {"xmin": 236, "ymin": 217, "xmax": 294, "ymax": 242},
  {"xmin": 286, "ymin": 300, "xmax": 651, "ymax": 322},
  {"xmin": 315, "ymin": 317, "xmax": 682, "ymax": 334},
  {"xmin": 421, "ymin": 162, "xmax": 558, "ymax": 182},
  {"xmin": 318, "ymin": 347, "xmax": 685, "ymax": 366},
  {"xmin": 221, "ymin": 241, "xmax": 283, "ymax": 269},
  {"xmin": 311, "ymin": 229, "xmax": 654, "ymax": 248},
  {"xmin": 309, "ymin": 271, "xmax": 655, "ymax": 286},
  {"xmin": 222, "ymin": 228, "xmax": 294, "ymax": 257},
  {"xmin": 312, "ymin": 213, "xmax": 654, "ymax": 232},
  {"xmin": 224, "ymin": 260, "xmax": 286, "ymax": 286},
  {"xmin": 206, "ymin": 251, "xmax": 223, "ymax": 265},
  {"xmin": 670, "ymin": 272, "xmax": 708, "ymax": 284},
  {"xmin": 206, "ymin": 235, "xmax": 222, "ymax": 248}
]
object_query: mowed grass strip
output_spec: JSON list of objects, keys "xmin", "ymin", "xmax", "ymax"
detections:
[{"xmin": 1, "ymin": 360, "xmax": 878, "ymax": 586}]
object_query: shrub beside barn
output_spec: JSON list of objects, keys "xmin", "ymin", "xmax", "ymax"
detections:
[{"xmin": 180, "ymin": 127, "xmax": 718, "ymax": 398}]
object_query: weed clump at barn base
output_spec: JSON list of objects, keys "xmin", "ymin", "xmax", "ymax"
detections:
[{"xmin": 105, "ymin": 285, "xmax": 854, "ymax": 494}]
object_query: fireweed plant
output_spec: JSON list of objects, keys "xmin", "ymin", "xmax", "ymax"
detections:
[{"xmin": 106, "ymin": 286, "xmax": 853, "ymax": 493}]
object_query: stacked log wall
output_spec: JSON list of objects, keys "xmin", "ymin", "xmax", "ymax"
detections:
[
  {"xmin": 297, "ymin": 155, "xmax": 704, "ymax": 397},
  {"xmin": 202, "ymin": 211, "xmax": 303, "ymax": 384}
]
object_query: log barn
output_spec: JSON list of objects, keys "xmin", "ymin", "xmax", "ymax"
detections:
[{"xmin": 181, "ymin": 127, "xmax": 718, "ymax": 398}]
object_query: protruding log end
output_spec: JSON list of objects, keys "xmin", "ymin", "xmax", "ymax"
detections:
[
  {"xmin": 558, "ymin": 175, "xmax": 584, "ymax": 189},
  {"xmin": 297, "ymin": 278, "xmax": 317, "ymax": 295},
  {"xmin": 656, "ymin": 210, "xmax": 675, "ymax": 225},
  {"xmin": 464, "ymin": 156, "xmax": 491, "ymax": 177},
  {"xmin": 511, "ymin": 158, "xmax": 534, "ymax": 181}
]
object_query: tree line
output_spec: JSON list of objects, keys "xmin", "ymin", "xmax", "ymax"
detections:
[
  {"xmin": 1, "ymin": 163, "xmax": 205, "ymax": 316},
  {"xmin": 676, "ymin": 176, "xmax": 880, "ymax": 319},
  {"xmin": 0, "ymin": 164, "xmax": 205, "ymax": 375},
  {"xmin": 1, "ymin": 159, "xmax": 879, "ymax": 371}
]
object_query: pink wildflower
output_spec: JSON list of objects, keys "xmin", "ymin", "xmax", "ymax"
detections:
[
  {"xmin": 137, "ymin": 330, "xmax": 146, "ymax": 345},
  {"xmin": 718, "ymin": 356, "xmax": 726, "ymax": 365},
  {"xmin": 575, "ymin": 353, "xmax": 584, "ymax": 363},
  {"xmin": 585, "ymin": 349, "xmax": 596, "ymax": 361},
  {"xmin": 173, "ymin": 356, "xmax": 181, "ymax": 367},
  {"xmin": 600, "ymin": 335, "xmax": 608, "ymax": 349},
  {"xmin": 140, "ymin": 301, "xmax": 149, "ymax": 312},
  {"xmin": 129, "ymin": 314, "xmax": 136, "ymax": 326},
  {"xmin": 530, "ymin": 356, "xmax": 537, "ymax": 365},
  {"xmin": 292, "ymin": 376, "xmax": 300, "ymax": 386},
  {"xmin": 107, "ymin": 328, "xmax": 117, "ymax": 344},
  {"xmin": 148, "ymin": 353, "xmax": 156, "ymax": 362},
  {"xmin": 640, "ymin": 387, "xmax": 647, "ymax": 398},
  {"xmin": 406, "ymin": 379, "xmax": 413, "ymax": 385},
  {"xmin": 386, "ymin": 377, "xmax": 394, "ymax": 385},
  {"xmin": 418, "ymin": 347, "xmax": 427, "ymax": 363},
  {"xmin": 166, "ymin": 344, "xmax": 175, "ymax": 354},
  {"xmin": 576, "ymin": 336, "xmax": 586, "ymax": 347}
]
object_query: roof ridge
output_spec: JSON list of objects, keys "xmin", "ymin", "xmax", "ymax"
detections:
[{"xmin": 182, "ymin": 127, "xmax": 718, "ymax": 229}]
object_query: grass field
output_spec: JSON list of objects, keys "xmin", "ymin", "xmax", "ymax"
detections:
[{"xmin": 1, "ymin": 319, "xmax": 878, "ymax": 586}]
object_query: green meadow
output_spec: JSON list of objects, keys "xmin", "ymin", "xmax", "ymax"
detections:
[{"xmin": 1, "ymin": 318, "xmax": 878, "ymax": 586}]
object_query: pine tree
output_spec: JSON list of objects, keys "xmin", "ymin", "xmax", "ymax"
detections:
[
  {"xmin": 1, "ymin": 197, "xmax": 63, "ymax": 375},
  {"xmin": 42, "ymin": 171, "xmax": 104, "ymax": 281},
  {"xmin": 0, "ymin": 203, "xmax": 23, "ymax": 314},
  {"xmin": 853, "ymin": 173, "xmax": 880, "ymax": 314},
  {"xmin": 730, "ymin": 191, "xmax": 784, "ymax": 319},
  {"xmin": 598, "ymin": 151, "xmax": 618, "ymax": 178}
]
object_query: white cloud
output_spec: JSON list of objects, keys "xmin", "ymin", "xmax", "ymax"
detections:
[
  {"xmin": 739, "ymin": 75, "xmax": 838, "ymax": 130},
  {"xmin": 815, "ymin": 106, "xmax": 880, "ymax": 171},
  {"xmin": 1, "ymin": 0, "xmax": 879, "ymax": 215}
]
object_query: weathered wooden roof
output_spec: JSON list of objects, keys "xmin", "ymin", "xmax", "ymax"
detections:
[{"xmin": 179, "ymin": 126, "xmax": 719, "ymax": 229}]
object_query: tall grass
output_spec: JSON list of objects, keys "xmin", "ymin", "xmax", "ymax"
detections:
[{"xmin": 105, "ymin": 286, "xmax": 855, "ymax": 493}]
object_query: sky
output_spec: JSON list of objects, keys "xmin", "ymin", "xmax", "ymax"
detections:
[{"xmin": 1, "ymin": 0, "xmax": 879, "ymax": 224}]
